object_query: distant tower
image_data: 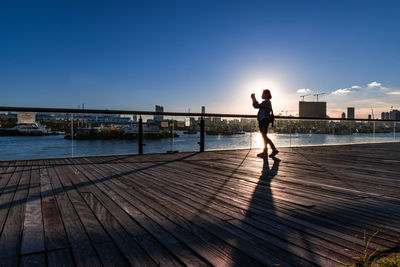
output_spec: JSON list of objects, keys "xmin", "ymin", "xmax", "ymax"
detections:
[
  {"xmin": 347, "ymin": 107, "xmax": 355, "ymax": 119},
  {"xmin": 154, "ymin": 105, "xmax": 164, "ymax": 121},
  {"xmin": 381, "ymin": 112, "xmax": 386, "ymax": 120},
  {"xmin": 201, "ymin": 106, "xmax": 205, "ymax": 114},
  {"xmin": 341, "ymin": 112, "xmax": 346, "ymax": 119},
  {"xmin": 391, "ymin": 110, "xmax": 400, "ymax": 120},
  {"xmin": 368, "ymin": 114, "xmax": 372, "ymax": 120},
  {"xmin": 385, "ymin": 112, "xmax": 390, "ymax": 120}
]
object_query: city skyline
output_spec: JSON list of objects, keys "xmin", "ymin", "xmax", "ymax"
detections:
[{"xmin": 1, "ymin": 1, "xmax": 400, "ymax": 118}]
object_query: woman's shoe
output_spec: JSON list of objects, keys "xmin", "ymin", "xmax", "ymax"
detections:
[
  {"xmin": 257, "ymin": 152, "xmax": 267, "ymax": 157},
  {"xmin": 269, "ymin": 150, "xmax": 279, "ymax": 158}
]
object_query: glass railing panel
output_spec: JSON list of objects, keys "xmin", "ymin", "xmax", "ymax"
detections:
[
  {"xmin": 2, "ymin": 108, "xmax": 400, "ymax": 161},
  {"xmin": 139, "ymin": 115, "xmax": 201, "ymax": 154},
  {"xmin": 371, "ymin": 120, "xmax": 396, "ymax": 143},
  {"xmin": 351, "ymin": 120, "xmax": 374, "ymax": 144},
  {"xmin": 204, "ymin": 116, "xmax": 255, "ymax": 151},
  {"xmin": 65, "ymin": 112, "xmax": 139, "ymax": 157},
  {"xmin": 0, "ymin": 111, "xmax": 71, "ymax": 160},
  {"xmin": 169, "ymin": 116, "xmax": 200, "ymax": 153},
  {"xmin": 283, "ymin": 119, "xmax": 335, "ymax": 147}
]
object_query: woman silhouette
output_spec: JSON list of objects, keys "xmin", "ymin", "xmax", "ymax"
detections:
[{"xmin": 251, "ymin": 89, "xmax": 279, "ymax": 157}]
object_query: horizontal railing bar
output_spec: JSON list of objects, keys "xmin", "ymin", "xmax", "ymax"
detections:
[{"xmin": 0, "ymin": 106, "xmax": 399, "ymax": 122}]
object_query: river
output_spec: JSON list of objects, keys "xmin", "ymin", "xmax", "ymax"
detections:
[{"xmin": 0, "ymin": 131, "xmax": 399, "ymax": 160}]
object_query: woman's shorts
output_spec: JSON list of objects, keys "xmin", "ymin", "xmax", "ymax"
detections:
[{"xmin": 258, "ymin": 118, "xmax": 269, "ymax": 134}]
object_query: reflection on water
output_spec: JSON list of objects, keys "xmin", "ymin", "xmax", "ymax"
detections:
[{"xmin": 0, "ymin": 131, "xmax": 399, "ymax": 160}]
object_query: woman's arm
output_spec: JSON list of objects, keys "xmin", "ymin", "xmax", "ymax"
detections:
[{"xmin": 251, "ymin": 93, "xmax": 260, "ymax": 108}]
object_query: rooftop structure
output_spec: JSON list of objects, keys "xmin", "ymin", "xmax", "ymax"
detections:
[{"xmin": 299, "ymin": 101, "xmax": 327, "ymax": 118}]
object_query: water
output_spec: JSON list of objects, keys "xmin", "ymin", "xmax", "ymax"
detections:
[{"xmin": 0, "ymin": 131, "xmax": 399, "ymax": 160}]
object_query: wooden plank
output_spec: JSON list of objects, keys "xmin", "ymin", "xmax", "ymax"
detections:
[
  {"xmin": 0, "ymin": 167, "xmax": 15, "ymax": 194},
  {"xmin": 46, "ymin": 166, "xmax": 102, "ymax": 266},
  {"xmin": 60, "ymin": 158, "xmax": 162, "ymax": 267},
  {"xmin": 54, "ymin": 163, "xmax": 129, "ymax": 267},
  {"xmin": 0, "ymin": 142, "xmax": 399, "ymax": 265},
  {"xmin": 20, "ymin": 166, "xmax": 45, "ymax": 255},
  {"xmin": 79, "ymin": 163, "xmax": 259, "ymax": 267},
  {"xmin": 20, "ymin": 253, "xmax": 46, "ymax": 267},
  {"xmin": 110, "ymin": 162, "xmax": 354, "ymax": 264},
  {"xmin": 172, "ymin": 159, "xmax": 400, "ymax": 239},
  {"xmin": 84, "ymin": 163, "xmax": 276, "ymax": 265},
  {"xmin": 40, "ymin": 166, "xmax": 69, "ymax": 251},
  {"xmin": 0, "ymin": 166, "xmax": 31, "ymax": 265},
  {"xmin": 74, "ymin": 162, "xmax": 211, "ymax": 267},
  {"xmin": 47, "ymin": 248, "xmax": 75, "ymax": 267},
  {"xmin": 60, "ymin": 158, "xmax": 184, "ymax": 267},
  {"xmin": 0, "ymin": 167, "xmax": 21, "ymax": 236},
  {"xmin": 105, "ymin": 161, "xmax": 390, "ymax": 257},
  {"xmin": 103, "ymin": 162, "xmax": 343, "ymax": 266},
  {"xmin": 81, "ymin": 192, "xmax": 172, "ymax": 267}
]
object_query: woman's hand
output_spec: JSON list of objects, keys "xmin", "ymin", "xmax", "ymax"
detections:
[{"xmin": 251, "ymin": 93, "xmax": 256, "ymax": 101}]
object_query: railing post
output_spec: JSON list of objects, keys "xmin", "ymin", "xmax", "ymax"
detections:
[
  {"xmin": 200, "ymin": 116, "xmax": 205, "ymax": 152},
  {"xmin": 71, "ymin": 113, "xmax": 74, "ymax": 157},
  {"xmin": 138, "ymin": 115, "xmax": 143, "ymax": 155},
  {"xmin": 289, "ymin": 120, "xmax": 292, "ymax": 148},
  {"xmin": 373, "ymin": 121, "xmax": 376, "ymax": 142}
]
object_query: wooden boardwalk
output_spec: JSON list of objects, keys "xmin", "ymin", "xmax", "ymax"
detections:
[{"xmin": 1, "ymin": 142, "xmax": 400, "ymax": 266}]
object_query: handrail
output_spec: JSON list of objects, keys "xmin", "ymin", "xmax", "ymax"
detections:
[{"xmin": 0, "ymin": 106, "xmax": 399, "ymax": 122}]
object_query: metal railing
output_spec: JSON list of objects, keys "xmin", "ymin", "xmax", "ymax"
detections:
[{"xmin": 1, "ymin": 106, "xmax": 399, "ymax": 159}]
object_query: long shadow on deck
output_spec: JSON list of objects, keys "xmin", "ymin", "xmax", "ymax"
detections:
[{"xmin": 232, "ymin": 156, "xmax": 318, "ymax": 266}]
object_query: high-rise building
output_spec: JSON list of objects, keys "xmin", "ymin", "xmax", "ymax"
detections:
[
  {"xmin": 341, "ymin": 112, "xmax": 346, "ymax": 119},
  {"xmin": 201, "ymin": 106, "xmax": 206, "ymax": 114},
  {"xmin": 381, "ymin": 112, "xmax": 386, "ymax": 120},
  {"xmin": 154, "ymin": 105, "xmax": 164, "ymax": 121},
  {"xmin": 299, "ymin": 101, "xmax": 326, "ymax": 118},
  {"xmin": 347, "ymin": 107, "xmax": 355, "ymax": 119},
  {"xmin": 390, "ymin": 109, "xmax": 400, "ymax": 120},
  {"xmin": 385, "ymin": 112, "xmax": 390, "ymax": 120},
  {"xmin": 368, "ymin": 114, "xmax": 372, "ymax": 120}
]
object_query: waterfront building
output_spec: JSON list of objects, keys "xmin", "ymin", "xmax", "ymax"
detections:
[
  {"xmin": 368, "ymin": 114, "xmax": 372, "ymax": 120},
  {"xmin": 299, "ymin": 101, "xmax": 327, "ymax": 118},
  {"xmin": 347, "ymin": 107, "xmax": 355, "ymax": 119},
  {"xmin": 390, "ymin": 109, "xmax": 400, "ymax": 120},
  {"xmin": 381, "ymin": 112, "xmax": 386, "ymax": 120},
  {"xmin": 204, "ymin": 117, "xmax": 212, "ymax": 125},
  {"xmin": 342, "ymin": 112, "xmax": 346, "ymax": 119},
  {"xmin": 154, "ymin": 105, "xmax": 164, "ymax": 121},
  {"xmin": 202, "ymin": 106, "xmax": 206, "ymax": 114},
  {"xmin": 190, "ymin": 117, "xmax": 197, "ymax": 127}
]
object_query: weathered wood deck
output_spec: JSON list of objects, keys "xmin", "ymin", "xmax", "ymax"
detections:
[{"xmin": 1, "ymin": 142, "xmax": 400, "ymax": 266}]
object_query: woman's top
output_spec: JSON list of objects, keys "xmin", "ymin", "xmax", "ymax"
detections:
[{"xmin": 253, "ymin": 99, "xmax": 272, "ymax": 121}]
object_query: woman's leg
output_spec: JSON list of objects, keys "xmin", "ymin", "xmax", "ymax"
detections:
[
  {"xmin": 260, "ymin": 131, "xmax": 269, "ymax": 153},
  {"xmin": 259, "ymin": 119, "xmax": 279, "ymax": 156},
  {"xmin": 265, "ymin": 134, "xmax": 277, "ymax": 152},
  {"xmin": 259, "ymin": 119, "xmax": 269, "ymax": 153}
]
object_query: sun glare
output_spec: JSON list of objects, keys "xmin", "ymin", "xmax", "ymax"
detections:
[{"xmin": 237, "ymin": 78, "xmax": 286, "ymax": 114}]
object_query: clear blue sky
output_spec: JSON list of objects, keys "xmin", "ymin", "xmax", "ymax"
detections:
[{"xmin": 1, "ymin": 0, "xmax": 400, "ymax": 117}]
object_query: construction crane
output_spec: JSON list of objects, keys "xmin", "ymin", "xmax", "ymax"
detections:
[
  {"xmin": 300, "ymin": 94, "xmax": 311, "ymax": 101},
  {"xmin": 313, "ymin": 92, "xmax": 326, "ymax": 102}
]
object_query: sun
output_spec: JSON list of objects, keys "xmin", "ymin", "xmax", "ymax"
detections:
[
  {"xmin": 237, "ymin": 78, "xmax": 286, "ymax": 114},
  {"xmin": 245, "ymin": 79, "xmax": 281, "ymax": 97}
]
